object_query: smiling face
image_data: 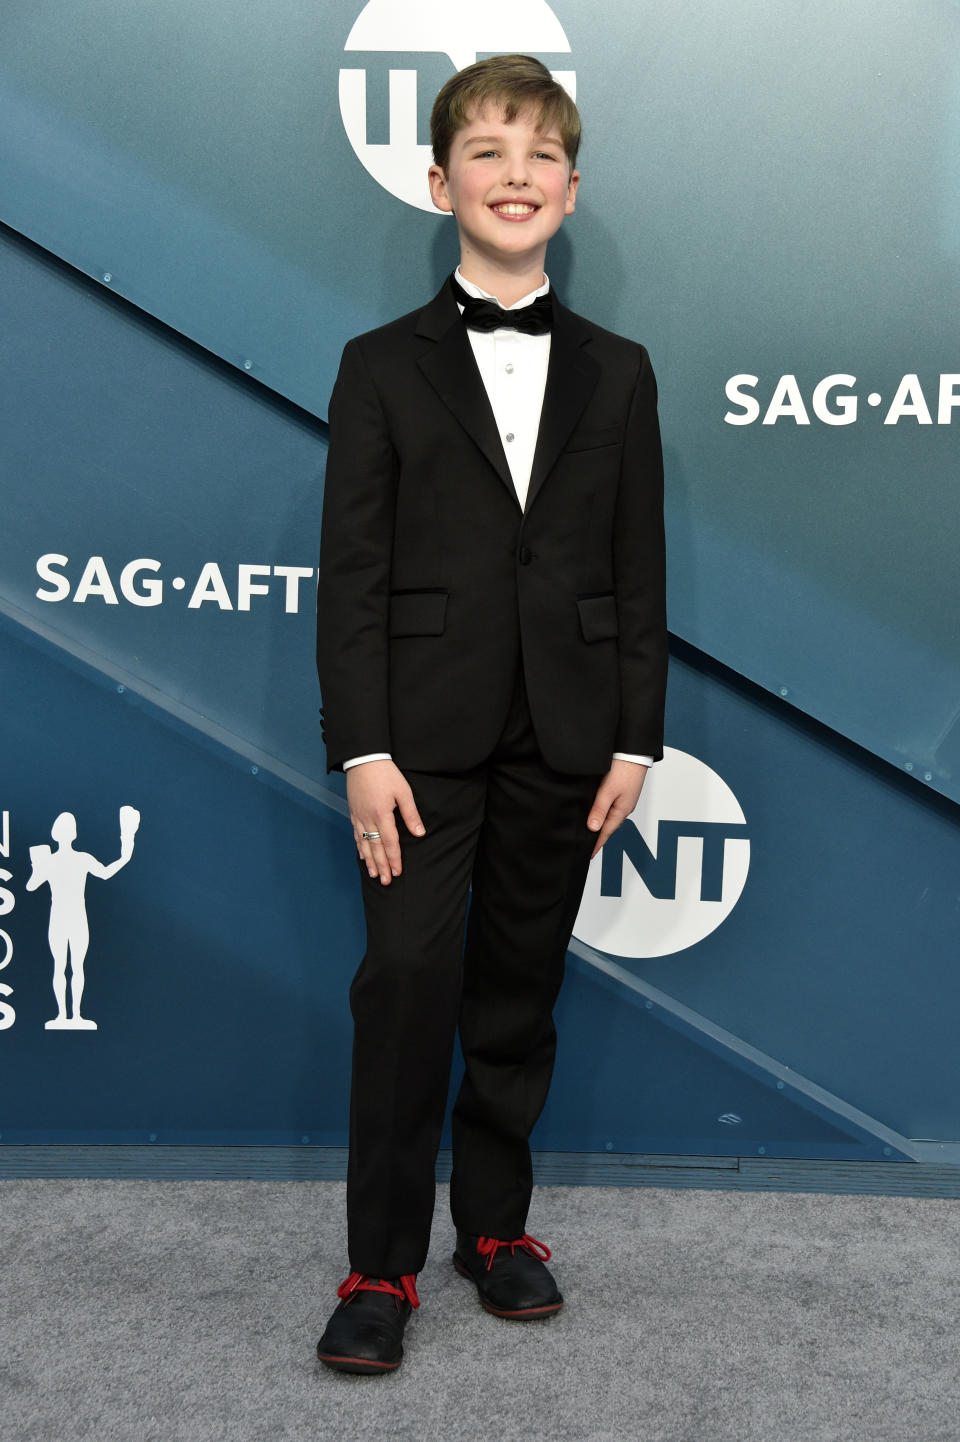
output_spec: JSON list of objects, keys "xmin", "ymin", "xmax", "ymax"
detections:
[{"xmin": 428, "ymin": 103, "xmax": 579, "ymax": 291}]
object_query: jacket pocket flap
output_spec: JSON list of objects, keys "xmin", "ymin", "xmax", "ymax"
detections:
[
  {"xmin": 565, "ymin": 426, "xmax": 622, "ymax": 454},
  {"xmin": 577, "ymin": 593, "xmax": 619, "ymax": 642},
  {"xmin": 389, "ymin": 590, "xmax": 448, "ymax": 637}
]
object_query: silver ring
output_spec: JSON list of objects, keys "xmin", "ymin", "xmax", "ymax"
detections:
[{"xmin": 361, "ymin": 830, "xmax": 381, "ymax": 841}]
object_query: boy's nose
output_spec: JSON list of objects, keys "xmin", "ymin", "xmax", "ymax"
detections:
[{"xmin": 502, "ymin": 159, "xmax": 532, "ymax": 187}]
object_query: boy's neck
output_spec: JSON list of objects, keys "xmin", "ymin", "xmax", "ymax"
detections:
[{"xmin": 457, "ymin": 255, "xmax": 547, "ymax": 309}]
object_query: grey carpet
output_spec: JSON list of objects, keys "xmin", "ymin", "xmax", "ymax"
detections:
[{"xmin": 2, "ymin": 1179, "xmax": 959, "ymax": 1442}]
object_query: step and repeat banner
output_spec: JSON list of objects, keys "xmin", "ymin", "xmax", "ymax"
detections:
[{"xmin": 1, "ymin": 1, "xmax": 959, "ymax": 1156}]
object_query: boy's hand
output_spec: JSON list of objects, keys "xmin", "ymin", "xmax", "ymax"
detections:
[
  {"xmin": 587, "ymin": 760, "xmax": 648, "ymax": 858},
  {"xmin": 347, "ymin": 759, "xmax": 426, "ymax": 885}
]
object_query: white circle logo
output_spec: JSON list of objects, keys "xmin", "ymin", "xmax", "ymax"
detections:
[
  {"xmin": 573, "ymin": 748, "xmax": 750, "ymax": 959},
  {"xmin": 339, "ymin": 0, "xmax": 576, "ymax": 213}
]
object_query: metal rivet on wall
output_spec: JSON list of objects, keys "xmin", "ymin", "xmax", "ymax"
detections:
[
  {"xmin": 904, "ymin": 762, "xmax": 914, "ymax": 772},
  {"xmin": 250, "ymin": 765, "xmax": 259, "ymax": 775},
  {"xmin": 779, "ymin": 687, "xmax": 789, "ymax": 698},
  {"xmin": 116, "ymin": 684, "xmax": 125, "ymax": 695},
  {"xmin": 103, "ymin": 272, "xmax": 112, "ymax": 284},
  {"xmin": 243, "ymin": 359, "xmax": 253, "ymax": 371}
]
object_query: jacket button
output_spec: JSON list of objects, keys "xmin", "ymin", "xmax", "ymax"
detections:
[{"xmin": 519, "ymin": 547, "xmax": 533, "ymax": 565}]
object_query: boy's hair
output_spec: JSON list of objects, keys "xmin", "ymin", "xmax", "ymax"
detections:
[{"xmin": 430, "ymin": 54, "xmax": 581, "ymax": 174}]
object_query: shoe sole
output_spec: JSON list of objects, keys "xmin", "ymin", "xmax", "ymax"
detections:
[
  {"xmin": 453, "ymin": 1257, "xmax": 564, "ymax": 1319},
  {"xmin": 317, "ymin": 1349, "xmax": 402, "ymax": 1375}
]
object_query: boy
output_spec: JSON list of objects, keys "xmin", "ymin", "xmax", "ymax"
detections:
[{"xmin": 315, "ymin": 54, "xmax": 666, "ymax": 1374}]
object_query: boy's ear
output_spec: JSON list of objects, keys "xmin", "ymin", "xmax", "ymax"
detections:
[
  {"xmin": 565, "ymin": 169, "xmax": 580, "ymax": 216},
  {"xmin": 428, "ymin": 164, "xmax": 454, "ymax": 213}
]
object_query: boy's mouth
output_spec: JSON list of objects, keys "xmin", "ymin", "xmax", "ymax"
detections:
[{"xmin": 490, "ymin": 202, "xmax": 539, "ymax": 220}]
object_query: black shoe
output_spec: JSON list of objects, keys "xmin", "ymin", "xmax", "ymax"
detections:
[
  {"xmin": 453, "ymin": 1232, "xmax": 563, "ymax": 1319},
  {"xmin": 317, "ymin": 1272, "xmax": 420, "ymax": 1374}
]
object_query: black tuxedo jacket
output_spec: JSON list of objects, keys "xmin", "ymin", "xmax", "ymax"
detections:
[{"xmin": 316, "ymin": 278, "xmax": 667, "ymax": 776}]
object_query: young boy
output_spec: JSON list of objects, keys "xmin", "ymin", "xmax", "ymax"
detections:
[{"xmin": 315, "ymin": 54, "xmax": 667, "ymax": 1374}]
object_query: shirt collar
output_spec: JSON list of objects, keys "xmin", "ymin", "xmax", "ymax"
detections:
[{"xmin": 454, "ymin": 266, "xmax": 551, "ymax": 311}]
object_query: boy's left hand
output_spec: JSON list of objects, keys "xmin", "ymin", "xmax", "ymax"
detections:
[{"xmin": 587, "ymin": 760, "xmax": 648, "ymax": 858}]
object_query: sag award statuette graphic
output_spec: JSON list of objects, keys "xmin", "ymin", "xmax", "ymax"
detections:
[{"xmin": 26, "ymin": 806, "xmax": 140, "ymax": 1031}]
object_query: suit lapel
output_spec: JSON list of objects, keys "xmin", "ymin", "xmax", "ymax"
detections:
[
  {"xmin": 416, "ymin": 283, "xmax": 516, "ymax": 504},
  {"xmin": 525, "ymin": 299, "xmax": 600, "ymax": 514},
  {"xmin": 414, "ymin": 281, "xmax": 601, "ymax": 514}
]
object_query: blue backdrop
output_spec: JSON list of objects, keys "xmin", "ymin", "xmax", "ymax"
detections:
[{"xmin": 1, "ymin": 1, "xmax": 958, "ymax": 1165}]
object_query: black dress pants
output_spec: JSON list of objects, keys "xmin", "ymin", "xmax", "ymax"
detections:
[{"xmin": 346, "ymin": 673, "xmax": 603, "ymax": 1278}]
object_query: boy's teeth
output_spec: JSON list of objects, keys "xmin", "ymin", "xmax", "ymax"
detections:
[{"xmin": 495, "ymin": 203, "xmax": 536, "ymax": 215}]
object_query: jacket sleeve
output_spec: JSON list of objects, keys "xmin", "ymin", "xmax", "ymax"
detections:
[
  {"xmin": 316, "ymin": 338, "xmax": 398, "ymax": 772},
  {"xmin": 612, "ymin": 346, "xmax": 668, "ymax": 760}
]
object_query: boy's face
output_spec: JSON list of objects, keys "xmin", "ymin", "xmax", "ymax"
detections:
[{"xmin": 428, "ymin": 103, "xmax": 579, "ymax": 273}]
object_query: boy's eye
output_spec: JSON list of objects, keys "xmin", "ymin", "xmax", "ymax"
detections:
[{"xmin": 470, "ymin": 146, "xmax": 561, "ymax": 161}]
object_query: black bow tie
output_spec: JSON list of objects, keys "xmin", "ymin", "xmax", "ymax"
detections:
[{"xmin": 452, "ymin": 276, "xmax": 553, "ymax": 335}]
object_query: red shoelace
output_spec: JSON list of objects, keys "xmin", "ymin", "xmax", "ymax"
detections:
[
  {"xmin": 476, "ymin": 1233, "xmax": 552, "ymax": 1272},
  {"xmin": 336, "ymin": 1272, "xmax": 421, "ymax": 1308}
]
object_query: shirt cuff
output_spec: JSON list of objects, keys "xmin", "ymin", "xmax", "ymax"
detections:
[
  {"xmin": 612, "ymin": 752, "xmax": 655, "ymax": 767},
  {"xmin": 343, "ymin": 753, "xmax": 393, "ymax": 770}
]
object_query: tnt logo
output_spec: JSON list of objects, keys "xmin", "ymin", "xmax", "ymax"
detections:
[
  {"xmin": 339, "ymin": 0, "xmax": 575, "ymax": 213},
  {"xmin": 574, "ymin": 748, "xmax": 750, "ymax": 959}
]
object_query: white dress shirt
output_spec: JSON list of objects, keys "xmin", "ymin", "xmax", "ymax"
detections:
[
  {"xmin": 342, "ymin": 268, "xmax": 653, "ymax": 772},
  {"xmin": 456, "ymin": 269, "xmax": 551, "ymax": 512}
]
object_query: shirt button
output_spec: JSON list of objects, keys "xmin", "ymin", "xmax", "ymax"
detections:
[
  {"xmin": 505, "ymin": 363, "xmax": 514, "ymax": 374},
  {"xmin": 505, "ymin": 432, "xmax": 515, "ymax": 443},
  {"xmin": 519, "ymin": 547, "xmax": 533, "ymax": 565}
]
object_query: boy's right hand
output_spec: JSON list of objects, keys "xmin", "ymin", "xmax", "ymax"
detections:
[{"xmin": 346, "ymin": 759, "xmax": 426, "ymax": 885}]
